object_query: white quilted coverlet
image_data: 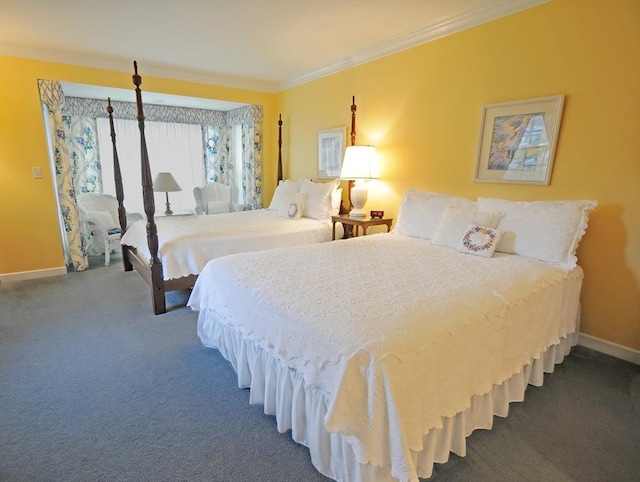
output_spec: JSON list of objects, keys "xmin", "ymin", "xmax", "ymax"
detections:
[
  {"xmin": 189, "ymin": 233, "xmax": 583, "ymax": 482},
  {"xmin": 120, "ymin": 210, "xmax": 332, "ymax": 280}
]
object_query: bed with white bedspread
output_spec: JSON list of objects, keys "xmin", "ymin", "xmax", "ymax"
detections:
[
  {"xmin": 111, "ymin": 65, "xmax": 343, "ymax": 314},
  {"xmin": 188, "ymin": 190, "xmax": 597, "ymax": 482},
  {"xmin": 121, "ymin": 209, "xmax": 337, "ymax": 281}
]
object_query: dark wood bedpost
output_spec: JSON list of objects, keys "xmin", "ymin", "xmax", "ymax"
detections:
[
  {"xmin": 277, "ymin": 114, "xmax": 283, "ymax": 183},
  {"xmin": 132, "ymin": 61, "xmax": 166, "ymax": 315},
  {"xmin": 339, "ymin": 96, "xmax": 357, "ymax": 218},
  {"xmin": 107, "ymin": 97, "xmax": 133, "ymax": 272}
]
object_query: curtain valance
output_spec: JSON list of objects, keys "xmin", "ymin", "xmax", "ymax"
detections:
[{"xmin": 61, "ymin": 97, "xmax": 261, "ymax": 127}]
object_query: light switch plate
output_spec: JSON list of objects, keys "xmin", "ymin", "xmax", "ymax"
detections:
[{"xmin": 32, "ymin": 167, "xmax": 42, "ymax": 179}]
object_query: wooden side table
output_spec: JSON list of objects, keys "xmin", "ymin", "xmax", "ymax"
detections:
[{"xmin": 331, "ymin": 215, "xmax": 393, "ymax": 240}]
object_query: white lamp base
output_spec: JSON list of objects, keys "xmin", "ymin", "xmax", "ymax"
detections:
[{"xmin": 349, "ymin": 183, "xmax": 368, "ymax": 217}]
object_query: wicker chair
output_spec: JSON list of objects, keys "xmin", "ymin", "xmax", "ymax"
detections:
[{"xmin": 76, "ymin": 193, "xmax": 143, "ymax": 266}]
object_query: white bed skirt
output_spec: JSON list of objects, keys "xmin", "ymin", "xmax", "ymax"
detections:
[{"xmin": 200, "ymin": 315, "xmax": 578, "ymax": 482}]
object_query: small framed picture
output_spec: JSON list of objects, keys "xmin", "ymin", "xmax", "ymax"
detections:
[
  {"xmin": 317, "ymin": 127, "xmax": 346, "ymax": 179},
  {"xmin": 474, "ymin": 95, "xmax": 564, "ymax": 185}
]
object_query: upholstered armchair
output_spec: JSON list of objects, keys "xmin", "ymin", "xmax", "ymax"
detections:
[
  {"xmin": 76, "ymin": 193, "xmax": 143, "ymax": 266},
  {"xmin": 193, "ymin": 182, "xmax": 245, "ymax": 215}
]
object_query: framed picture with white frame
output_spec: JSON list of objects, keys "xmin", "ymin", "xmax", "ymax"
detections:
[
  {"xmin": 317, "ymin": 127, "xmax": 346, "ymax": 179},
  {"xmin": 474, "ymin": 95, "xmax": 565, "ymax": 185}
]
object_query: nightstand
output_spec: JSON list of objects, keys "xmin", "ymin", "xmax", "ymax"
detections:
[{"xmin": 331, "ymin": 215, "xmax": 393, "ymax": 240}]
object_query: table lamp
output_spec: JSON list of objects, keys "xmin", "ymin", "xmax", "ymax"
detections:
[
  {"xmin": 153, "ymin": 172, "xmax": 181, "ymax": 215},
  {"xmin": 339, "ymin": 145, "xmax": 379, "ymax": 217}
]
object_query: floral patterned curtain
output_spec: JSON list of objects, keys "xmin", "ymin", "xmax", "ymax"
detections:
[
  {"xmin": 63, "ymin": 116, "xmax": 102, "ymax": 194},
  {"xmin": 203, "ymin": 125, "xmax": 231, "ymax": 185},
  {"xmin": 241, "ymin": 121, "xmax": 262, "ymax": 210},
  {"xmin": 215, "ymin": 104, "xmax": 263, "ymax": 210},
  {"xmin": 37, "ymin": 80, "xmax": 88, "ymax": 272}
]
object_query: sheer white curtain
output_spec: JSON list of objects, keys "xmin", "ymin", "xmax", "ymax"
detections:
[{"xmin": 97, "ymin": 118, "xmax": 204, "ymax": 215}]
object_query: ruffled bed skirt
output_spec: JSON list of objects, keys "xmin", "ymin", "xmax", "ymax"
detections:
[{"xmin": 201, "ymin": 316, "xmax": 578, "ymax": 482}]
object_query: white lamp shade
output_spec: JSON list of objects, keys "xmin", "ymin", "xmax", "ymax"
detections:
[
  {"xmin": 340, "ymin": 145, "xmax": 378, "ymax": 218},
  {"xmin": 339, "ymin": 145, "xmax": 379, "ymax": 180},
  {"xmin": 153, "ymin": 172, "xmax": 181, "ymax": 192}
]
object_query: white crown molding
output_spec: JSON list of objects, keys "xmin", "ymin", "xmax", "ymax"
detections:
[
  {"xmin": 0, "ymin": 42, "xmax": 280, "ymax": 94},
  {"xmin": 281, "ymin": 0, "xmax": 548, "ymax": 90},
  {"xmin": 1, "ymin": 0, "xmax": 547, "ymax": 94}
]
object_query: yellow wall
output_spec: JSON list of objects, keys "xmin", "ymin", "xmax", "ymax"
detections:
[
  {"xmin": 277, "ymin": 0, "xmax": 639, "ymax": 350},
  {"xmin": 0, "ymin": 57, "xmax": 277, "ymax": 274},
  {"xmin": 1, "ymin": 0, "xmax": 638, "ymax": 351}
]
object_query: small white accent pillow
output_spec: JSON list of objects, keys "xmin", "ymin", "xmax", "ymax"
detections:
[
  {"xmin": 432, "ymin": 206, "xmax": 505, "ymax": 249},
  {"xmin": 477, "ymin": 197, "xmax": 598, "ymax": 271},
  {"xmin": 394, "ymin": 189, "xmax": 476, "ymax": 240},
  {"xmin": 278, "ymin": 192, "xmax": 306, "ymax": 219},
  {"xmin": 268, "ymin": 179, "xmax": 302, "ymax": 211},
  {"xmin": 457, "ymin": 223, "xmax": 503, "ymax": 258},
  {"xmin": 300, "ymin": 178, "xmax": 340, "ymax": 222},
  {"xmin": 207, "ymin": 200, "xmax": 231, "ymax": 214}
]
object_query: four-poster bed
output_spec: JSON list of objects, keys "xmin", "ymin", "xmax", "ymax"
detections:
[{"xmin": 111, "ymin": 62, "xmax": 341, "ymax": 314}]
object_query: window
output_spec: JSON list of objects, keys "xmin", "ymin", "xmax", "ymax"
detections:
[{"xmin": 96, "ymin": 118, "xmax": 205, "ymax": 215}]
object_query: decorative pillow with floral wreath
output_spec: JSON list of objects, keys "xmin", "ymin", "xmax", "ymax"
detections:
[
  {"xmin": 278, "ymin": 192, "xmax": 306, "ymax": 220},
  {"xmin": 457, "ymin": 223, "xmax": 502, "ymax": 258}
]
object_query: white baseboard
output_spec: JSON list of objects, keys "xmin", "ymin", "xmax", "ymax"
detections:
[
  {"xmin": 0, "ymin": 266, "xmax": 67, "ymax": 284},
  {"xmin": 578, "ymin": 333, "xmax": 640, "ymax": 365}
]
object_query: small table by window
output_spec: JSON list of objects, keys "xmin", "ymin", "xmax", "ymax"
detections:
[
  {"xmin": 331, "ymin": 215, "xmax": 393, "ymax": 240},
  {"xmin": 156, "ymin": 211, "xmax": 195, "ymax": 218}
]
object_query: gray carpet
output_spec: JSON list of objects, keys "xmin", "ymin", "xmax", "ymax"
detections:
[{"xmin": 1, "ymin": 254, "xmax": 639, "ymax": 482}]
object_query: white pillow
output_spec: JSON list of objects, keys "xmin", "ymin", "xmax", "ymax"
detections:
[
  {"xmin": 207, "ymin": 200, "xmax": 231, "ymax": 214},
  {"xmin": 331, "ymin": 187, "xmax": 343, "ymax": 216},
  {"xmin": 394, "ymin": 189, "xmax": 476, "ymax": 240},
  {"xmin": 457, "ymin": 223, "xmax": 503, "ymax": 258},
  {"xmin": 268, "ymin": 179, "xmax": 302, "ymax": 211},
  {"xmin": 278, "ymin": 192, "xmax": 306, "ymax": 219},
  {"xmin": 432, "ymin": 206, "xmax": 505, "ymax": 249},
  {"xmin": 477, "ymin": 197, "xmax": 598, "ymax": 271},
  {"xmin": 299, "ymin": 178, "xmax": 340, "ymax": 222}
]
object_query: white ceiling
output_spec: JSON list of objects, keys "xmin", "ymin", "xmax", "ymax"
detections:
[{"xmin": 1, "ymin": 0, "xmax": 546, "ymax": 107}]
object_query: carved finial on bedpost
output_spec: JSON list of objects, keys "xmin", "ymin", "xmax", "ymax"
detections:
[
  {"xmin": 132, "ymin": 61, "xmax": 144, "ymax": 121},
  {"xmin": 350, "ymin": 95, "xmax": 357, "ymax": 146},
  {"xmin": 277, "ymin": 114, "xmax": 283, "ymax": 182}
]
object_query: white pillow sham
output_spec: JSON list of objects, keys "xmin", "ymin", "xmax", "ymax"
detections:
[
  {"xmin": 394, "ymin": 189, "xmax": 476, "ymax": 240},
  {"xmin": 477, "ymin": 197, "xmax": 598, "ymax": 271},
  {"xmin": 432, "ymin": 206, "xmax": 505, "ymax": 249},
  {"xmin": 300, "ymin": 178, "xmax": 340, "ymax": 222},
  {"xmin": 268, "ymin": 179, "xmax": 302, "ymax": 211},
  {"xmin": 331, "ymin": 187, "xmax": 343, "ymax": 216},
  {"xmin": 278, "ymin": 192, "xmax": 306, "ymax": 219}
]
